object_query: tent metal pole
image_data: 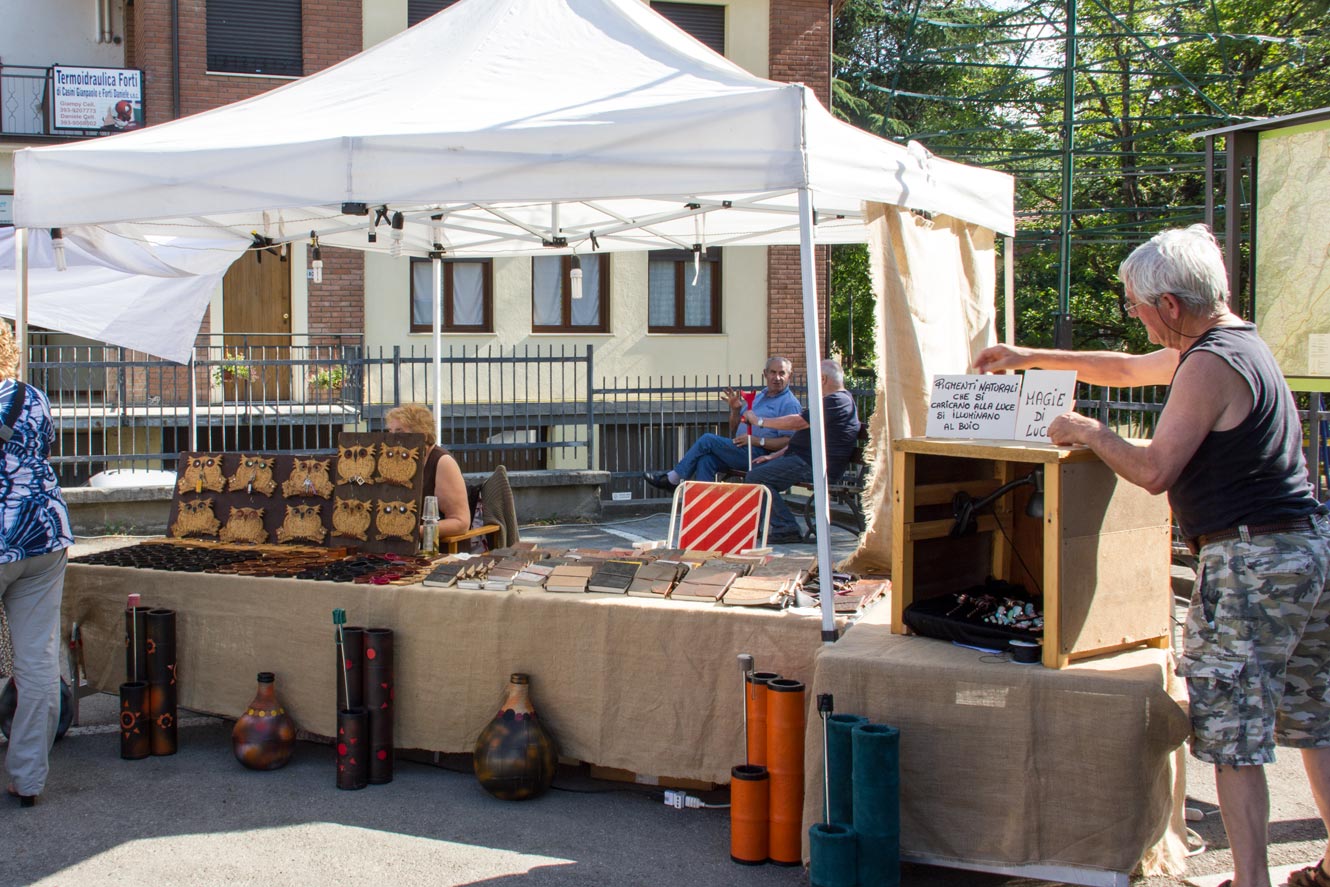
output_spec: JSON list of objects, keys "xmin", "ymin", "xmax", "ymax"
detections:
[
  {"xmin": 797, "ymin": 188, "xmax": 837, "ymax": 643},
  {"xmin": 432, "ymin": 257, "xmax": 443, "ymax": 445},
  {"xmin": 1004, "ymin": 236, "xmax": 1015, "ymax": 345},
  {"xmin": 188, "ymin": 352, "xmax": 198, "ymax": 452},
  {"xmin": 14, "ymin": 228, "xmax": 28, "ymax": 380}
]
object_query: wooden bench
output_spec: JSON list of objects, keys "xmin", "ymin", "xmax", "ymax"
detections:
[{"xmin": 720, "ymin": 426, "xmax": 870, "ymax": 539}]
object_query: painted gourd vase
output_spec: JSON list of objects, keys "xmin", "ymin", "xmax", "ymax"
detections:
[
  {"xmin": 232, "ymin": 672, "xmax": 297, "ymax": 770},
  {"xmin": 473, "ymin": 673, "xmax": 558, "ymax": 800}
]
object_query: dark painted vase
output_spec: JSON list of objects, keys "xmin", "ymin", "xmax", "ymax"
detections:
[
  {"xmin": 473, "ymin": 673, "xmax": 558, "ymax": 800},
  {"xmin": 232, "ymin": 672, "xmax": 297, "ymax": 770}
]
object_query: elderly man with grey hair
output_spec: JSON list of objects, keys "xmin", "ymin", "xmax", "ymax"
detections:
[
  {"xmin": 975, "ymin": 224, "xmax": 1330, "ymax": 887},
  {"xmin": 740, "ymin": 358, "xmax": 861, "ymax": 545},
  {"xmin": 645, "ymin": 356, "xmax": 802, "ymax": 491}
]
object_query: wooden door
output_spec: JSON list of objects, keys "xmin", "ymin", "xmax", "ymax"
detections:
[{"xmin": 222, "ymin": 250, "xmax": 292, "ymax": 400}]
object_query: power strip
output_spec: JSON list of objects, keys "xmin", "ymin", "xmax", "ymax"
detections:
[{"xmin": 662, "ymin": 789, "xmax": 727, "ymax": 810}]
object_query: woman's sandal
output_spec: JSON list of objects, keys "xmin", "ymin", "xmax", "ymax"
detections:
[
  {"xmin": 6, "ymin": 784, "xmax": 37, "ymax": 808},
  {"xmin": 1288, "ymin": 862, "xmax": 1330, "ymax": 887}
]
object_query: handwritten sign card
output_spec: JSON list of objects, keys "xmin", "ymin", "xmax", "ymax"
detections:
[
  {"xmin": 926, "ymin": 374, "xmax": 1023, "ymax": 439},
  {"xmin": 1013, "ymin": 370, "xmax": 1078, "ymax": 441}
]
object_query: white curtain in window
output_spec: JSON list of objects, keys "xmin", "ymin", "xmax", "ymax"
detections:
[
  {"xmin": 683, "ymin": 261, "xmax": 711, "ymax": 326},
  {"xmin": 532, "ymin": 255, "xmax": 562, "ymax": 326},
  {"xmin": 647, "ymin": 260, "xmax": 675, "ymax": 327},
  {"xmin": 452, "ymin": 262, "xmax": 484, "ymax": 326},
  {"xmin": 411, "ymin": 260, "xmax": 435, "ymax": 326},
  {"xmin": 571, "ymin": 254, "xmax": 602, "ymax": 326}
]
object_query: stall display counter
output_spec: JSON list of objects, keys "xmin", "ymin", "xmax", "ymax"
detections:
[{"xmin": 890, "ymin": 438, "xmax": 1172, "ymax": 667}]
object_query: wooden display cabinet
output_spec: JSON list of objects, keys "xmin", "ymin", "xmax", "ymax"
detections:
[{"xmin": 890, "ymin": 438, "xmax": 1172, "ymax": 668}]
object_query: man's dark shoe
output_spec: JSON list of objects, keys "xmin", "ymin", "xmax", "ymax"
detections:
[
  {"xmin": 643, "ymin": 471, "xmax": 678, "ymax": 492},
  {"xmin": 767, "ymin": 529, "xmax": 809, "ymax": 545}
]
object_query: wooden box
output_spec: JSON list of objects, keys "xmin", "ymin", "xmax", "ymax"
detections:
[{"xmin": 890, "ymin": 438, "xmax": 1172, "ymax": 668}]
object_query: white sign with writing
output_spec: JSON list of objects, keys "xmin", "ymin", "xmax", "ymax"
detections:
[
  {"xmin": 1013, "ymin": 370, "xmax": 1078, "ymax": 441},
  {"xmin": 51, "ymin": 66, "xmax": 144, "ymax": 132},
  {"xmin": 926, "ymin": 374, "xmax": 1023, "ymax": 439}
]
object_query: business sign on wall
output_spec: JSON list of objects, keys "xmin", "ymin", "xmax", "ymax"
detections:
[{"xmin": 51, "ymin": 66, "xmax": 145, "ymax": 133}]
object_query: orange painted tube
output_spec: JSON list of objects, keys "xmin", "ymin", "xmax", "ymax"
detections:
[
  {"xmin": 730, "ymin": 764, "xmax": 770, "ymax": 865},
  {"xmin": 745, "ymin": 671, "xmax": 779, "ymax": 766},
  {"xmin": 766, "ymin": 678, "xmax": 806, "ymax": 866}
]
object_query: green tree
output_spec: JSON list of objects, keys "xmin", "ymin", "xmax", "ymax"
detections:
[{"xmin": 832, "ymin": 0, "xmax": 1330, "ymax": 356}]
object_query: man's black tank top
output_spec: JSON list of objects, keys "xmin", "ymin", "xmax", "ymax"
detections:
[{"xmin": 1166, "ymin": 323, "xmax": 1317, "ymax": 538}]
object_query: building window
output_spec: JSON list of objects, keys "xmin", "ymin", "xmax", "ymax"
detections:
[
  {"xmin": 531, "ymin": 255, "xmax": 609, "ymax": 332},
  {"xmin": 408, "ymin": 0, "xmax": 462, "ymax": 26},
  {"xmin": 206, "ymin": 0, "xmax": 303, "ymax": 77},
  {"xmin": 650, "ymin": 2, "xmax": 725, "ymax": 55},
  {"xmin": 648, "ymin": 248, "xmax": 722, "ymax": 333},
  {"xmin": 410, "ymin": 258, "xmax": 494, "ymax": 332}
]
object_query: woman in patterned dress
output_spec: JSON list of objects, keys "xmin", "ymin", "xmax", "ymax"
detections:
[{"xmin": 0, "ymin": 321, "xmax": 73, "ymax": 806}]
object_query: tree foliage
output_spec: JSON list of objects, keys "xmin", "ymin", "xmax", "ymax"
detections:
[{"xmin": 828, "ymin": 0, "xmax": 1330, "ymax": 357}]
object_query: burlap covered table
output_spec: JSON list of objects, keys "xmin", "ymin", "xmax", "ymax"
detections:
[
  {"xmin": 62, "ymin": 564, "xmax": 826, "ymax": 784},
  {"xmin": 801, "ymin": 604, "xmax": 1191, "ymax": 884}
]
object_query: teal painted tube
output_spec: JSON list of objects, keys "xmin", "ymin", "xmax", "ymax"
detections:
[
  {"xmin": 852, "ymin": 723, "xmax": 900, "ymax": 887},
  {"xmin": 809, "ymin": 822, "xmax": 857, "ymax": 887},
  {"xmin": 826, "ymin": 713, "xmax": 868, "ymax": 825}
]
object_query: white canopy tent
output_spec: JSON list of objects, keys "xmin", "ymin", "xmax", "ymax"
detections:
[{"xmin": 11, "ymin": 0, "xmax": 1013, "ymax": 639}]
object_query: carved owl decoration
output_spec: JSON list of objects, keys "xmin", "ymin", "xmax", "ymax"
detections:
[
  {"xmin": 227, "ymin": 455, "xmax": 277, "ymax": 496},
  {"xmin": 375, "ymin": 498, "xmax": 419, "ymax": 542},
  {"xmin": 332, "ymin": 497, "xmax": 373, "ymax": 541},
  {"xmin": 336, "ymin": 444, "xmax": 377, "ymax": 486},
  {"xmin": 170, "ymin": 498, "xmax": 221, "ymax": 538},
  {"xmin": 177, "ymin": 454, "xmax": 225, "ymax": 495},
  {"xmin": 374, "ymin": 444, "xmax": 421, "ymax": 488},
  {"xmin": 220, "ymin": 507, "xmax": 268, "ymax": 544},
  {"xmin": 281, "ymin": 458, "xmax": 334, "ymax": 499},
  {"xmin": 276, "ymin": 504, "xmax": 327, "ymax": 544}
]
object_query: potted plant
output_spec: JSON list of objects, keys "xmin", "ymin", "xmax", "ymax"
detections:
[
  {"xmin": 213, "ymin": 350, "xmax": 253, "ymax": 386},
  {"xmin": 309, "ymin": 365, "xmax": 347, "ymax": 393}
]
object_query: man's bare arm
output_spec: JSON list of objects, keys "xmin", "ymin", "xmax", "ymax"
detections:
[{"xmin": 973, "ymin": 344, "xmax": 1179, "ymax": 388}]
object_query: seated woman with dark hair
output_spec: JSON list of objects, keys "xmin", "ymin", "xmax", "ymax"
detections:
[{"xmin": 383, "ymin": 404, "xmax": 471, "ymax": 537}]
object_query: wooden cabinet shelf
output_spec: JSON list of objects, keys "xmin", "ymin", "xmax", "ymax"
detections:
[{"xmin": 890, "ymin": 438, "xmax": 1172, "ymax": 668}]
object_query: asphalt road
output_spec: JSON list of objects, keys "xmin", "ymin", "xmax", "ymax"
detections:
[{"xmin": 0, "ymin": 520, "xmax": 1322, "ymax": 886}]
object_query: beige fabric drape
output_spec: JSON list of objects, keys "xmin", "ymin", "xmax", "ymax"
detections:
[{"xmin": 843, "ymin": 205, "xmax": 997, "ymax": 574}]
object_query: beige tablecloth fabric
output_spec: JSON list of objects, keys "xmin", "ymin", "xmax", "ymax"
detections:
[
  {"xmin": 62, "ymin": 564, "xmax": 824, "ymax": 784},
  {"xmin": 801, "ymin": 605, "xmax": 1191, "ymax": 877}
]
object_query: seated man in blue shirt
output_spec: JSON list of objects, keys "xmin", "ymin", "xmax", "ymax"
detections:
[
  {"xmin": 743, "ymin": 359, "xmax": 861, "ymax": 544},
  {"xmin": 644, "ymin": 356, "xmax": 801, "ymax": 492}
]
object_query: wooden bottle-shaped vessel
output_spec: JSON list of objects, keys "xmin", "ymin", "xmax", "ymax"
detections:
[
  {"xmin": 473, "ymin": 673, "xmax": 558, "ymax": 800},
  {"xmin": 232, "ymin": 672, "xmax": 297, "ymax": 770}
]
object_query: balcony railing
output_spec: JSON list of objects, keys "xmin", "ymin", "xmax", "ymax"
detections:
[{"xmin": 1, "ymin": 64, "xmax": 106, "ymax": 138}]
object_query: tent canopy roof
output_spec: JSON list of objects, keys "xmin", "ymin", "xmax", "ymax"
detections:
[{"xmin": 13, "ymin": 0, "xmax": 1014, "ymax": 258}]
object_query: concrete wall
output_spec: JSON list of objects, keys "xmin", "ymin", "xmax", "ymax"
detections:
[{"xmin": 62, "ymin": 469, "xmax": 608, "ymax": 535}]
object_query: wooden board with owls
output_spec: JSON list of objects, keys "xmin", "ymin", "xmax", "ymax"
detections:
[
  {"xmin": 329, "ymin": 432, "xmax": 430, "ymax": 555},
  {"xmin": 168, "ymin": 452, "xmax": 337, "ymax": 548}
]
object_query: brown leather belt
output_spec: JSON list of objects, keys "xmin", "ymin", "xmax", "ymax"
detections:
[{"xmin": 1190, "ymin": 515, "xmax": 1318, "ymax": 553}]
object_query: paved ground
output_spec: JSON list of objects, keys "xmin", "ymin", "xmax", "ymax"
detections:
[{"xmin": 0, "ymin": 517, "xmax": 1322, "ymax": 886}]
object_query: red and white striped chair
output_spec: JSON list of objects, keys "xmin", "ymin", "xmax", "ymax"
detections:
[{"xmin": 666, "ymin": 481, "xmax": 771, "ymax": 554}]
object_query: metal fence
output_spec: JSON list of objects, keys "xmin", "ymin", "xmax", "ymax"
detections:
[
  {"xmin": 24, "ymin": 341, "xmax": 1330, "ymax": 503},
  {"xmin": 0, "ymin": 65, "xmax": 105, "ymax": 138}
]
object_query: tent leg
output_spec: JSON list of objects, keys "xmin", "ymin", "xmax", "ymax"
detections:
[
  {"xmin": 188, "ymin": 353, "xmax": 198, "ymax": 452},
  {"xmin": 797, "ymin": 189, "xmax": 837, "ymax": 643},
  {"xmin": 1004, "ymin": 235, "xmax": 1015, "ymax": 345},
  {"xmin": 15, "ymin": 228, "xmax": 28, "ymax": 380},
  {"xmin": 432, "ymin": 257, "xmax": 443, "ymax": 445}
]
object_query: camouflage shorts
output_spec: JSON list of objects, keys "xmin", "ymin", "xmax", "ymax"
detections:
[{"xmin": 1178, "ymin": 516, "xmax": 1330, "ymax": 767}]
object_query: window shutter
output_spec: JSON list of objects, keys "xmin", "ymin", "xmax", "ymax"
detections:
[
  {"xmin": 207, "ymin": 0, "xmax": 302, "ymax": 76},
  {"xmin": 649, "ymin": 2, "xmax": 725, "ymax": 55},
  {"xmin": 409, "ymin": 0, "xmax": 462, "ymax": 26}
]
